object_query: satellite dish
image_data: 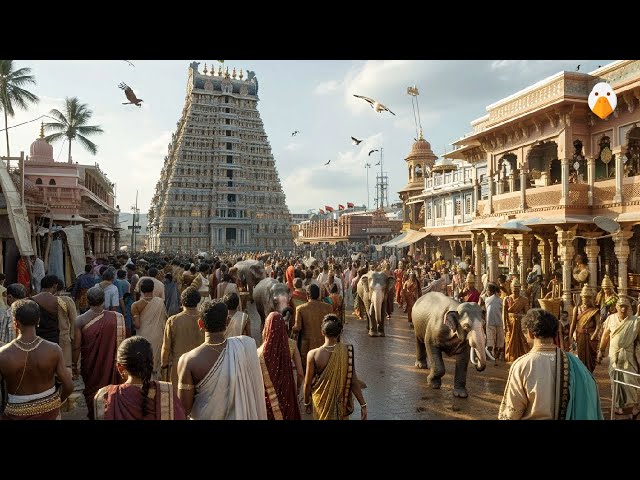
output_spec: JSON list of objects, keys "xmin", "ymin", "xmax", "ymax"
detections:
[{"xmin": 594, "ymin": 216, "xmax": 620, "ymax": 234}]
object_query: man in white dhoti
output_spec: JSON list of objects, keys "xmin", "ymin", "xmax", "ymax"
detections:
[
  {"xmin": 132, "ymin": 278, "xmax": 167, "ymax": 380},
  {"xmin": 177, "ymin": 299, "xmax": 267, "ymax": 420}
]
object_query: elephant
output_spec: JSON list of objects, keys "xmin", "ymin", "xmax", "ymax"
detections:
[
  {"xmin": 356, "ymin": 272, "xmax": 395, "ymax": 337},
  {"xmin": 252, "ymin": 277, "xmax": 291, "ymax": 332},
  {"xmin": 234, "ymin": 260, "xmax": 267, "ymax": 297},
  {"xmin": 412, "ymin": 292, "xmax": 493, "ymax": 398}
]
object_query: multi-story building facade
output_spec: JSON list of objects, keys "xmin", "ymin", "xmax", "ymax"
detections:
[
  {"xmin": 446, "ymin": 60, "xmax": 640, "ymax": 306},
  {"xmin": 147, "ymin": 62, "xmax": 293, "ymax": 253},
  {"xmin": 394, "ymin": 129, "xmax": 486, "ymax": 261},
  {"xmin": 294, "ymin": 208, "xmax": 402, "ymax": 245},
  {"xmin": 0, "ymin": 126, "xmax": 118, "ymax": 279}
]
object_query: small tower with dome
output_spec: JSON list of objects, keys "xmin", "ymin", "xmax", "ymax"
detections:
[{"xmin": 29, "ymin": 122, "xmax": 54, "ymax": 163}]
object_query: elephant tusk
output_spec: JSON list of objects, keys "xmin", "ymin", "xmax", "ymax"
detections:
[
  {"xmin": 470, "ymin": 346, "xmax": 479, "ymax": 367},
  {"xmin": 485, "ymin": 346, "xmax": 495, "ymax": 361}
]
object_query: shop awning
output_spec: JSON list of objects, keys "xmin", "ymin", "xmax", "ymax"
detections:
[
  {"xmin": 380, "ymin": 231, "xmax": 410, "ymax": 248},
  {"xmin": 395, "ymin": 230, "xmax": 430, "ymax": 248},
  {"xmin": 43, "ymin": 213, "xmax": 90, "ymax": 222}
]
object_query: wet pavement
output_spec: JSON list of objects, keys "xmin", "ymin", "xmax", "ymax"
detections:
[{"xmin": 63, "ymin": 304, "xmax": 620, "ymax": 420}]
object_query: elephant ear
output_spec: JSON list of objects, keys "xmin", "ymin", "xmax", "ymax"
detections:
[{"xmin": 443, "ymin": 310, "xmax": 459, "ymax": 333}]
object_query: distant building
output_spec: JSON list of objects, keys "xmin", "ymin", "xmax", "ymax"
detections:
[
  {"xmin": 294, "ymin": 208, "xmax": 402, "ymax": 245},
  {"xmin": 147, "ymin": 62, "xmax": 293, "ymax": 253}
]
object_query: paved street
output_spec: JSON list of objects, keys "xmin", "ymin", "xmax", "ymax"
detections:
[{"xmin": 63, "ymin": 304, "xmax": 618, "ymax": 421}]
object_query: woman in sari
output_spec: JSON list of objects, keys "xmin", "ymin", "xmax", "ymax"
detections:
[
  {"xmin": 303, "ymin": 315, "xmax": 367, "ymax": 420},
  {"xmin": 402, "ymin": 270, "xmax": 420, "ymax": 327},
  {"xmin": 94, "ymin": 336, "xmax": 186, "ymax": 420},
  {"xmin": 257, "ymin": 312, "xmax": 301, "ymax": 420}
]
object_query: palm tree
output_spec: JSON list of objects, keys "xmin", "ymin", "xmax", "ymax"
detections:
[
  {"xmin": 0, "ymin": 60, "xmax": 39, "ymax": 157},
  {"xmin": 44, "ymin": 97, "xmax": 104, "ymax": 163}
]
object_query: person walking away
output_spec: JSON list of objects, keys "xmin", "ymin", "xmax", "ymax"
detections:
[
  {"xmin": 499, "ymin": 308, "xmax": 603, "ymax": 420},
  {"xmin": 257, "ymin": 312, "xmax": 301, "ymax": 420},
  {"xmin": 303, "ymin": 315, "xmax": 367, "ymax": 420},
  {"xmin": 132, "ymin": 278, "xmax": 168, "ymax": 381},
  {"xmin": 177, "ymin": 299, "xmax": 267, "ymax": 420},
  {"xmin": 74, "ymin": 286, "xmax": 127, "ymax": 419},
  {"xmin": 160, "ymin": 287, "xmax": 205, "ymax": 389},
  {"xmin": 94, "ymin": 336, "xmax": 185, "ymax": 420},
  {"xmin": 0, "ymin": 299, "xmax": 74, "ymax": 420}
]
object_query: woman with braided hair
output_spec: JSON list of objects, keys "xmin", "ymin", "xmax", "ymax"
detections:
[{"xmin": 94, "ymin": 336, "xmax": 185, "ymax": 420}]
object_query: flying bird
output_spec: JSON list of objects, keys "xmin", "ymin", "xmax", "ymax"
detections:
[
  {"xmin": 351, "ymin": 136, "xmax": 362, "ymax": 145},
  {"xmin": 375, "ymin": 161, "xmax": 380, "ymax": 166},
  {"xmin": 124, "ymin": 60, "xmax": 135, "ymax": 68},
  {"xmin": 353, "ymin": 94, "xmax": 396, "ymax": 115},
  {"xmin": 118, "ymin": 82, "xmax": 143, "ymax": 107},
  {"xmin": 576, "ymin": 64, "xmax": 581, "ymax": 71},
  {"xmin": 324, "ymin": 160, "xmax": 331, "ymax": 166},
  {"xmin": 368, "ymin": 149, "xmax": 379, "ymax": 156},
  {"xmin": 291, "ymin": 130, "xmax": 300, "ymax": 136}
]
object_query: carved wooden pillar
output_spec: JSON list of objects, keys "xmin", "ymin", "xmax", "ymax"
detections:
[
  {"xmin": 560, "ymin": 158, "xmax": 570, "ymax": 206},
  {"xmin": 535, "ymin": 234, "xmax": 550, "ymax": 280},
  {"xmin": 584, "ymin": 234, "xmax": 600, "ymax": 290},
  {"xmin": 613, "ymin": 148, "xmax": 624, "ymax": 203},
  {"xmin": 472, "ymin": 233, "xmax": 482, "ymax": 289},
  {"xmin": 520, "ymin": 169, "xmax": 528, "ymax": 210},
  {"xmin": 517, "ymin": 233, "xmax": 532, "ymax": 288},
  {"xmin": 587, "ymin": 156, "xmax": 595, "ymax": 206},
  {"xmin": 487, "ymin": 155, "xmax": 494, "ymax": 214},
  {"xmin": 614, "ymin": 228, "xmax": 633, "ymax": 297},
  {"xmin": 556, "ymin": 227, "xmax": 576, "ymax": 311},
  {"xmin": 506, "ymin": 235, "xmax": 518, "ymax": 275}
]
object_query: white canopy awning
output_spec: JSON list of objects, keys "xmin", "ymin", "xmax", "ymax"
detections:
[{"xmin": 380, "ymin": 229, "xmax": 429, "ymax": 248}]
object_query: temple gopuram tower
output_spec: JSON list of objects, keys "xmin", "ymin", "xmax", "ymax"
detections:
[{"xmin": 147, "ymin": 62, "xmax": 293, "ymax": 253}]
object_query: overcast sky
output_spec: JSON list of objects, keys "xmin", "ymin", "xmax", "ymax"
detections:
[{"xmin": 3, "ymin": 60, "xmax": 612, "ymax": 214}]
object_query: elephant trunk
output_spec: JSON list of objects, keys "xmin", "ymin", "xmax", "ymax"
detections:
[
  {"xmin": 370, "ymin": 288, "xmax": 384, "ymax": 330},
  {"xmin": 468, "ymin": 321, "xmax": 487, "ymax": 372}
]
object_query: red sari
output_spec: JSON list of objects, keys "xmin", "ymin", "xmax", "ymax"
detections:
[
  {"xmin": 17, "ymin": 257, "xmax": 31, "ymax": 296},
  {"xmin": 258, "ymin": 312, "xmax": 301, "ymax": 420},
  {"xmin": 81, "ymin": 311, "xmax": 127, "ymax": 419},
  {"xmin": 94, "ymin": 381, "xmax": 186, "ymax": 420}
]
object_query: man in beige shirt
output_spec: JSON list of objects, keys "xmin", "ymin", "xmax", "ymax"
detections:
[
  {"xmin": 292, "ymin": 284, "xmax": 332, "ymax": 368},
  {"xmin": 160, "ymin": 286, "xmax": 205, "ymax": 389},
  {"xmin": 499, "ymin": 308, "xmax": 603, "ymax": 420}
]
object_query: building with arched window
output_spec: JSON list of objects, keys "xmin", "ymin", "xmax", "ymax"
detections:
[{"xmin": 447, "ymin": 60, "xmax": 640, "ymax": 309}]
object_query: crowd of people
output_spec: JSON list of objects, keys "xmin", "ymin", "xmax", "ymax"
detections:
[{"xmin": 0, "ymin": 245, "xmax": 638, "ymax": 420}]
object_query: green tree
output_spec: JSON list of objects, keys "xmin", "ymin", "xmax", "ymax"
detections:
[
  {"xmin": 44, "ymin": 97, "xmax": 104, "ymax": 163},
  {"xmin": 0, "ymin": 60, "xmax": 39, "ymax": 157}
]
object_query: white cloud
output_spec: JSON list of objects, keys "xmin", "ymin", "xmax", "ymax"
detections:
[
  {"xmin": 284, "ymin": 142, "xmax": 301, "ymax": 151},
  {"xmin": 314, "ymin": 80, "xmax": 340, "ymax": 95}
]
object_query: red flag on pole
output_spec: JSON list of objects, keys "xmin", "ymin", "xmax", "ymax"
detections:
[
  {"xmin": 319, "ymin": 209, "xmax": 325, "ymax": 214},
  {"xmin": 338, "ymin": 204, "xmax": 345, "ymax": 210},
  {"xmin": 347, "ymin": 202, "xmax": 354, "ymax": 208},
  {"xmin": 325, "ymin": 206, "xmax": 334, "ymax": 212}
]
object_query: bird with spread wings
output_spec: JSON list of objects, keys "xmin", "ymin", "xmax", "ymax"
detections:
[
  {"xmin": 368, "ymin": 149, "xmax": 379, "ymax": 156},
  {"xmin": 353, "ymin": 94, "xmax": 395, "ymax": 115},
  {"xmin": 351, "ymin": 136, "xmax": 362, "ymax": 145},
  {"xmin": 118, "ymin": 82, "xmax": 143, "ymax": 107}
]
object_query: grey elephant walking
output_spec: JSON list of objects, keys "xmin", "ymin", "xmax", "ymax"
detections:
[
  {"xmin": 356, "ymin": 272, "xmax": 395, "ymax": 337},
  {"xmin": 412, "ymin": 292, "xmax": 491, "ymax": 398}
]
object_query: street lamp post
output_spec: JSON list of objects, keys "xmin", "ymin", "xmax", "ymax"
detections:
[{"xmin": 365, "ymin": 163, "xmax": 371, "ymax": 210}]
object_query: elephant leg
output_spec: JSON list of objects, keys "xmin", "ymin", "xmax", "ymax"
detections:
[
  {"xmin": 415, "ymin": 337, "xmax": 428, "ymax": 369},
  {"xmin": 452, "ymin": 345, "xmax": 470, "ymax": 398},
  {"xmin": 427, "ymin": 344, "xmax": 445, "ymax": 389},
  {"xmin": 378, "ymin": 309, "xmax": 385, "ymax": 337}
]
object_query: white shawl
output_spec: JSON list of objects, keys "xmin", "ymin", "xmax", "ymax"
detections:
[{"xmin": 190, "ymin": 336, "xmax": 266, "ymax": 420}]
